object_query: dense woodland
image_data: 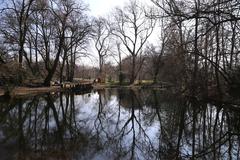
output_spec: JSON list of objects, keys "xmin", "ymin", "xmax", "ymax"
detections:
[{"xmin": 0, "ymin": 0, "xmax": 240, "ymax": 97}]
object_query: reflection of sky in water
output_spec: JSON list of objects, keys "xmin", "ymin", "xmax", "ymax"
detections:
[
  {"xmin": 0, "ymin": 89, "xmax": 240, "ymax": 160},
  {"xmin": 54, "ymin": 92, "xmax": 160, "ymax": 160},
  {"xmin": 73, "ymin": 92, "xmax": 159, "ymax": 159}
]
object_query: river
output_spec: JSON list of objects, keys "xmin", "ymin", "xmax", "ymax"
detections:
[{"xmin": 0, "ymin": 88, "xmax": 239, "ymax": 160}]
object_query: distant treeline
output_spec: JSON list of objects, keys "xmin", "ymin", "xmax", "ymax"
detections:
[{"xmin": 0, "ymin": 0, "xmax": 240, "ymax": 97}]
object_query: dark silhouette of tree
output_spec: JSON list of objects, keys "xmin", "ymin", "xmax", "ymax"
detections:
[
  {"xmin": 92, "ymin": 17, "xmax": 111, "ymax": 80},
  {"xmin": 151, "ymin": 0, "xmax": 240, "ymax": 95},
  {"xmin": 111, "ymin": 0, "xmax": 155, "ymax": 84}
]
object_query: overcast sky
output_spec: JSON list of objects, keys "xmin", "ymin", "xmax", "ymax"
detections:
[
  {"xmin": 82, "ymin": 0, "xmax": 131, "ymax": 65},
  {"xmin": 86, "ymin": 0, "xmax": 152, "ymax": 17},
  {"xmin": 81, "ymin": 0, "xmax": 157, "ymax": 66},
  {"xmin": 86, "ymin": 0, "xmax": 129, "ymax": 17}
]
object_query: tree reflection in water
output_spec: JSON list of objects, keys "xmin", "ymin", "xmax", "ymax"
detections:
[{"xmin": 0, "ymin": 89, "xmax": 239, "ymax": 160}]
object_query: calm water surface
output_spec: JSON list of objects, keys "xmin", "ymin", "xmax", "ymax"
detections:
[{"xmin": 0, "ymin": 89, "xmax": 240, "ymax": 160}]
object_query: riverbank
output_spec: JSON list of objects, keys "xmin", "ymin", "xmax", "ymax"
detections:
[
  {"xmin": 0, "ymin": 86, "xmax": 62, "ymax": 97},
  {"xmin": 93, "ymin": 83, "xmax": 172, "ymax": 90},
  {"xmin": 1, "ymin": 83, "xmax": 237, "ymax": 106},
  {"xmin": 0, "ymin": 82, "xmax": 171, "ymax": 97}
]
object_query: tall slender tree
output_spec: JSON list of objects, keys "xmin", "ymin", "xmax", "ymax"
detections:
[{"xmin": 111, "ymin": 0, "xmax": 155, "ymax": 84}]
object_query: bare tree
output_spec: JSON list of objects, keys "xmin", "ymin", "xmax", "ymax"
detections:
[
  {"xmin": 0, "ymin": 0, "xmax": 36, "ymax": 84},
  {"xmin": 145, "ymin": 43, "xmax": 162, "ymax": 83},
  {"xmin": 111, "ymin": 0, "xmax": 155, "ymax": 84},
  {"xmin": 115, "ymin": 41, "xmax": 124, "ymax": 84},
  {"xmin": 151, "ymin": 0, "xmax": 240, "ymax": 95},
  {"xmin": 6, "ymin": 0, "xmax": 35, "ymax": 67},
  {"xmin": 60, "ymin": 8, "xmax": 91, "ymax": 82},
  {"xmin": 91, "ymin": 17, "xmax": 111, "ymax": 81},
  {"xmin": 42, "ymin": 0, "xmax": 73, "ymax": 85}
]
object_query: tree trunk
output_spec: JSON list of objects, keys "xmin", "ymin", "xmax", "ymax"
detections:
[
  {"xmin": 44, "ymin": 30, "xmax": 65, "ymax": 86},
  {"xmin": 192, "ymin": 2, "xmax": 199, "ymax": 95},
  {"xmin": 130, "ymin": 55, "xmax": 136, "ymax": 84}
]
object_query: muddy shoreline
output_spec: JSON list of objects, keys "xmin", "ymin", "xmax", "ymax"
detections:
[
  {"xmin": 0, "ymin": 86, "xmax": 62, "ymax": 97},
  {"xmin": 0, "ymin": 84, "xmax": 238, "ymax": 107},
  {"xmin": 0, "ymin": 83, "xmax": 169, "ymax": 97}
]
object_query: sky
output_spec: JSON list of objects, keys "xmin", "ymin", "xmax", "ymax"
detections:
[
  {"xmin": 86, "ymin": 0, "xmax": 130, "ymax": 17},
  {"xmin": 80, "ymin": 0, "xmax": 158, "ymax": 66},
  {"xmin": 86, "ymin": 0, "xmax": 152, "ymax": 17},
  {"xmin": 81, "ymin": 0, "xmax": 134, "ymax": 65}
]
